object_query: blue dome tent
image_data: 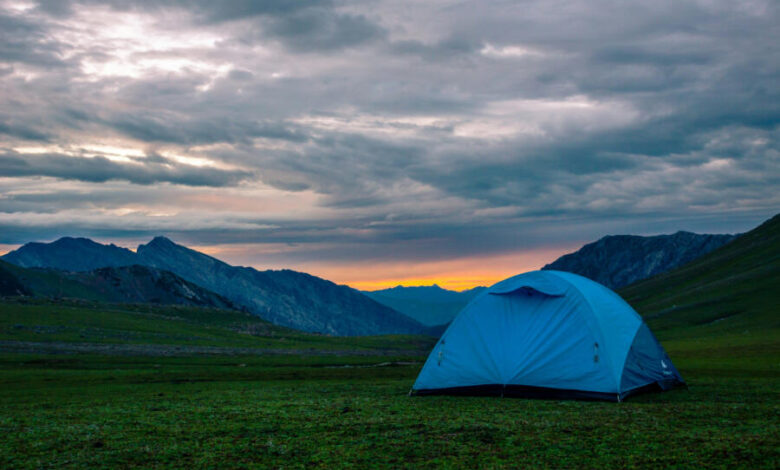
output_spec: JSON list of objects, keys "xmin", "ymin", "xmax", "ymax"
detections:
[{"xmin": 412, "ymin": 270, "xmax": 684, "ymax": 401}]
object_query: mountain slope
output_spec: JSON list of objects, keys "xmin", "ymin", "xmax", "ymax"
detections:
[
  {"xmin": 0, "ymin": 260, "xmax": 236, "ymax": 310},
  {"xmin": 363, "ymin": 285, "xmax": 485, "ymax": 326},
  {"xmin": 0, "ymin": 297, "xmax": 437, "ymax": 354},
  {"xmin": 620, "ymin": 213, "xmax": 779, "ymax": 340},
  {"xmin": 0, "ymin": 262, "xmax": 31, "ymax": 296},
  {"xmin": 134, "ymin": 237, "xmax": 427, "ymax": 336},
  {"xmin": 543, "ymin": 231, "xmax": 737, "ymax": 289},
  {"xmin": 70, "ymin": 265, "xmax": 238, "ymax": 309},
  {"xmin": 3, "ymin": 236, "xmax": 429, "ymax": 336},
  {"xmin": 3, "ymin": 237, "xmax": 138, "ymax": 271}
]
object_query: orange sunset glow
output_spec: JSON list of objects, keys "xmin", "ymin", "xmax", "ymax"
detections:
[{"xmin": 187, "ymin": 244, "xmax": 579, "ymax": 291}]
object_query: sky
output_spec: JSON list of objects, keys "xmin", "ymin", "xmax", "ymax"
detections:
[{"xmin": 0, "ymin": 0, "xmax": 777, "ymax": 290}]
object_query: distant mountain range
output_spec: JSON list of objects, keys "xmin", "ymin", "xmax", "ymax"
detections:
[
  {"xmin": 363, "ymin": 285, "xmax": 485, "ymax": 326},
  {"xmin": 134, "ymin": 237, "xmax": 428, "ymax": 336},
  {"xmin": 365, "ymin": 229, "xmax": 739, "ymax": 323},
  {"xmin": 1, "ymin": 224, "xmax": 754, "ymax": 336},
  {"xmin": 0, "ymin": 260, "xmax": 236, "ymax": 309},
  {"xmin": 2, "ymin": 236, "xmax": 429, "ymax": 337},
  {"xmin": 543, "ymin": 231, "xmax": 738, "ymax": 289}
]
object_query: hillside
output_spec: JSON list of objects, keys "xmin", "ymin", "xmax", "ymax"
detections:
[
  {"xmin": 2, "ymin": 236, "xmax": 429, "ymax": 337},
  {"xmin": 364, "ymin": 285, "xmax": 485, "ymax": 326},
  {"xmin": 0, "ymin": 297, "xmax": 436, "ymax": 355},
  {"xmin": 620, "ymin": 213, "xmax": 779, "ymax": 343},
  {"xmin": 136, "ymin": 237, "xmax": 428, "ymax": 336},
  {"xmin": 544, "ymin": 231, "xmax": 737, "ymax": 289},
  {"xmin": 0, "ymin": 263, "xmax": 30, "ymax": 296},
  {"xmin": 0, "ymin": 260, "xmax": 237, "ymax": 310}
]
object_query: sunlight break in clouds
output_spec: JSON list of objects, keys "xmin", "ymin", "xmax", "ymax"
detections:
[{"xmin": 480, "ymin": 43, "xmax": 542, "ymax": 58}]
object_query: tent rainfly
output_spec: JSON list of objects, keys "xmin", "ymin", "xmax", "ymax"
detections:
[{"xmin": 411, "ymin": 270, "xmax": 685, "ymax": 401}]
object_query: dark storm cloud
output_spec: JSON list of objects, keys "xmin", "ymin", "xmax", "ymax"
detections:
[
  {"xmin": 33, "ymin": 0, "xmax": 384, "ymax": 52},
  {"xmin": 188, "ymin": 0, "xmax": 329, "ymax": 22},
  {"xmin": 0, "ymin": 11, "xmax": 66, "ymax": 67},
  {"xmin": 0, "ymin": 150, "xmax": 253, "ymax": 187},
  {"xmin": 104, "ymin": 112, "xmax": 309, "ymax": 145},
  {"xmin": 256, "ymin": 8, "xmax": 385, "ymax": 51},
  {"xmin": 0, "ymin": 0, "xmax": 777, "ymax": 264},
  {"xmin": 185, "ymin": 1, "xmax": 386, "ymax": 51},
  {"xmin": 0, "ymin": 120, "xmax": 51, "ymax": 141},
  {"xmin": 0, "ymin": 184, "xmax": 165, "ymax": 214},
  {"xmin": 210, "ymin": 131, "xmax": 427, "ymax": 205},
  {"xmin": 387, "ymin": 36, "xmax": 482, "ymax": 63},
  {"xmin": 32, "ymin": 0, "xmax": 321, "ymax": 19},
  {"xmin": 592, "ymin": 46, "xmax": 714, "ymax": 67}
]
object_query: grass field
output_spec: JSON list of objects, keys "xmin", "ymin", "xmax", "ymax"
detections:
[
  {"xmin": 0, "ymin": 348, "xmax": 777, "ymax": 468},
  {"xmin": 0, "ymin": 299, "xmax": 778, "ymax": 468}
]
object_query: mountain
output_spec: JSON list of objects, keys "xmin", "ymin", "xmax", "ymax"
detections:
[
  {"xmin": 0, "ymin": 260, "xmax": 236, "ymax": 309},
  {"xmin": 543, "ymin": 231, "xmax": 737, "ymax": 289},
  {"xmin": 620, "ymin": 213, "xmax": 779, "ymax": 338},
  {"xmin": 2, "ymin": 236, "xmax": 429, "ymax": 336},
  {"xmin": 363, "ymin": 285, "xmax": 486, "ymax": 326},
  {"xmin": 0, "ymin": 261, "xmax": 31, "ymax": 296},
  {"xmin": 135, "ymin": 237, "xmax": 427, "ymax": 336},
  {"xmin": 3, "ymin": 237, "xmax": 138, "ymax": 271},
  {"xmin": 70, "ymin": 265, "xmax": 238, "ymax": 309}
]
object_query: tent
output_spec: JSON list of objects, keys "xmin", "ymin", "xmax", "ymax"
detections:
[{"xmin": 411, "ymin": 270, "xmax": 685, "ymax": 401}]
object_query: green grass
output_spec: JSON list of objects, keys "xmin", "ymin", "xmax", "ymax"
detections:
[
  {"xmin": 0, "ymin": 346, "xmax": 777, "ymax": 469},
  {"xmin": 621, "ymin": 213, "xmax": 780, "ymax": 341},
  {"xmin": 0, "ymin": 297, "xmax": 777, "ymax": 468},
  {"xmin": 0, "ymin": 261, "xmax": 104, "ymax": 300},
  {"xmin": 0, "ymin": 298, "xmax": 435, "ymax": 353}
]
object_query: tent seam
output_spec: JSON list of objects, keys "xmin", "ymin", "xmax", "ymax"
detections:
[
  {"xmin": 550, "ymin": 272, "xmax": 622, "ymax": 393},
  {"xmin": 616, "ymin": 324, "xmax": 644, "ymax": 394}
]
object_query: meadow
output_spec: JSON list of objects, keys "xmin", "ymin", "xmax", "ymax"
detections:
[{"xmin": 0, "ymin": 298, "xmax": 778, "ymax": 469}]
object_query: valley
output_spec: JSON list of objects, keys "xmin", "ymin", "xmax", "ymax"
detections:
[{"xmin": 0, "ymin": 214, "xmax": 777, "ymax": 468}]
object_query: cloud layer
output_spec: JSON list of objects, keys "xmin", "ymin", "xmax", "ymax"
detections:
[{"xmin": 0, "ymin": 0, "xmax": 777, "ymax": 287}]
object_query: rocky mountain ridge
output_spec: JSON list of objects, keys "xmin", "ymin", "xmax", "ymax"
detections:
[
  {"xmin": 543, "ymin": 230, "xmax": 738, "ymax": 289},
  {"xmin": 0, "ymin": 260, "xmax": 236, "ymax": 309},
  {"xmin": 3, "ymin": 237, "xmax": 138, "ymax": 271},
  {"xmin": 2, "ymin": 236, "xmax": 428, "ymax": 336}
]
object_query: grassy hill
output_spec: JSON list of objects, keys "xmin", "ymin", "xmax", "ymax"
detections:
[
  {"xmin": 0, "ymin": 298, "xmax": 436, "ymax": 356},
  {"xmin": 620, "ymin": 213, "xmax": 779, "ymax": 377},
  {"xmin": 0, "ymin": 260, "xmax": 104, "ymax": 301},
  {"xmin": 621, "ymin": 213, "xmax": 778, "ymax": 332}
]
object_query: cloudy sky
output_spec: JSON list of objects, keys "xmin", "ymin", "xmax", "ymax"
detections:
[{"xmin": 0, "ymin": 0, "xmax": 777, "ymax": 289}]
